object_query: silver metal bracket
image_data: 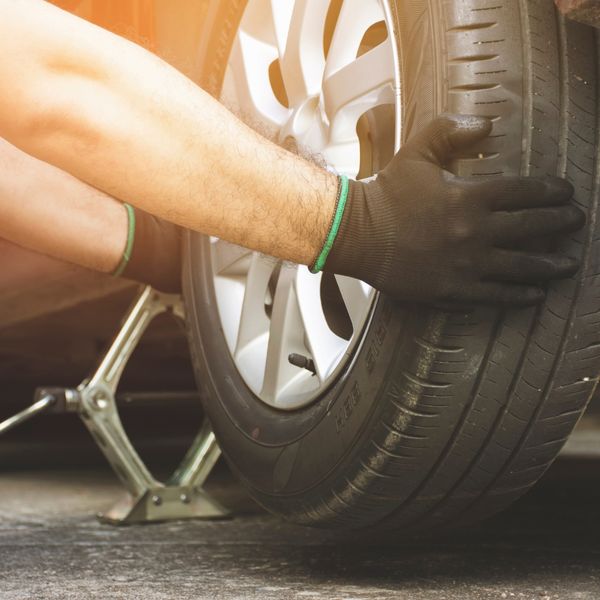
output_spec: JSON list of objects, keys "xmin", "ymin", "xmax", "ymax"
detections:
[{"xmin": 0, "ymin": 286, "xmax": 229, "ymax": 525}]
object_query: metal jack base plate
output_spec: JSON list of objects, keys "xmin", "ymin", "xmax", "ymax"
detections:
[
  {"xmin": 100, "ymin": 485, "xmax": 228, "ymax": 526},
  {"xmin": 1, "ymin": 286, "xmax": 230, "ymax": 526}
]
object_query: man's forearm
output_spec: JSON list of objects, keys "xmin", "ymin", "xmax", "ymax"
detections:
[
  {"xmin": 0, "ymin": 137, "xmax": 126, "ymax": 273},
  {"xmin": 0, "ymin": 0, "xmax": 336, "ymax": 266}
]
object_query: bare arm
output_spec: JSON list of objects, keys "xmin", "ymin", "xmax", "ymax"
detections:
[
  {"xmin": 0, "ymin": 137, "xmax": 126, "ymax": 273},
  {"xmin": 0, "ymin": 0, "xmax": 336, "ymax": 266}
]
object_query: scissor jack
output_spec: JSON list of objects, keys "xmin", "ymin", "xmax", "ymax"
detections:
[{"xmin": 0, "ymin": 286, "xmax": 230, "ymax": 525}]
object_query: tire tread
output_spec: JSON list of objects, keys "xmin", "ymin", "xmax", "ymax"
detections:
[{"xmin": 286, "ymin": 1, "xmax": 600, "ymax": 530}]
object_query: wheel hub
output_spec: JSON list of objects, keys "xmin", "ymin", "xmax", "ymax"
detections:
[{"xmin": 279, "ymin": 95, "xmax": 327, "ymax": 153}]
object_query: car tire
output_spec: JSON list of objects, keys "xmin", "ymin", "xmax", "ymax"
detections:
[{"xmin": 184, "ymin": 0, "xmax": 600, "ymax": 531}]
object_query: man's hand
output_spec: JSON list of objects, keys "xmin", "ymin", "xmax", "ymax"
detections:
[{"xmin": 323, "ymin": 115, "xmax": 585, "ymax": 306}]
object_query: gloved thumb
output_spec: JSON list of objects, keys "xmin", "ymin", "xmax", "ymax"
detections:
[{"xmin": 402, "ymin": 114, "xmax": 493, "ymax": 167}]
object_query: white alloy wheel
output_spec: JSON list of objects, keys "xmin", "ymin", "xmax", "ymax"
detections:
[{"xmin": 209, "ymin": 0, "xmax": 401, "ymax": 410}]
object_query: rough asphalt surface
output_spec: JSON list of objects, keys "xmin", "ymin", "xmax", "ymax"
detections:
[{"xmin": 0, "ymin": 453, "xmax": 599, "ymax": 600}]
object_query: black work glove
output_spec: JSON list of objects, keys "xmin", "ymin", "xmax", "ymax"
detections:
[
  {"xmin": 122, "ymin": 208, "xmax": 182, "ymax": 294},
  {"xmin": 321, "ymin": 115, "xmax": 585, "ymax": 306}
]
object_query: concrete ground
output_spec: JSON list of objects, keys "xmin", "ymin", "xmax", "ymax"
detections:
[{"xmin": 1, "ymin": 452, "xmax": 599, "ymax": 600}]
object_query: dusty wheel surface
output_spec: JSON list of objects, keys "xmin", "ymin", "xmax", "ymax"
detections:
[{"xmin": 183, "ymin": 0, "xmax": 600, "ymax": 531}]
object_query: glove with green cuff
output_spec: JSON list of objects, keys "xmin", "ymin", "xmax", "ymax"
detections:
[
  {"xmin": 113, "ymin": 204, "xmax": 182, "ymax": 294},
  {"xmin": 311, "ymin": 115, "xmax": 585, "ymax": 306}
]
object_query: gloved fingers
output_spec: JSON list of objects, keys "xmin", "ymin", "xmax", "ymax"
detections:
[
  {"xmin": 467, "ymin": 175, "xmax": 575, "ymax": 211},
  {"xmin": 402, "ymin": 114, "xmax": 492, "ymax": 167},
  {"xmin": 489, "ymin": 205, "xmax": 586, "ymax": 244},
  {"xmin": 445, "ymin": 282, "xmax": 545, "ymax": 306},
  {"xmin": 482, "ymin": 249, "xmax": 580, "ymax": 283}
]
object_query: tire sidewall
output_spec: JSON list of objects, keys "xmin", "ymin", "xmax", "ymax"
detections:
[{"xmin": 185, "ymin": 232, "xmax": 414, "ymax": 497}]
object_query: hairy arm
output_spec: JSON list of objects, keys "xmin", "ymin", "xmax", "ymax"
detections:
[{"xmin": 0, "ymin": 0, "xmax": 336, "ymax": 265}]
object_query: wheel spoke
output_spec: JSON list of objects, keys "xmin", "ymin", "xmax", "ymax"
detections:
[
  {"xmin": 234, "ymin": 254, "xmax": 276, "ymax": 358},
  {"xmin": 296, "ymin": 268, "xmax": 348, "ymax": 381},
  {"xmin": 211, "ymin": 240, "xmax": 253, "ymax": 354},
  {"xmin": 323, "ymin": 37, "xmax": 396, "ymax": 143},
  {"xmin": 211, "ymin": 239, "xmax": 252, "ymax": 277},
  {"xmin": 229, "ymin": 32, "xmax": 289, "ymax": 128},
  {"xmin": 322, "ymin": 140, "xmax": 361, "ymax": 178},
  {"xmin": 268, "ymin": 0, "xmax": 295, "ymax": 58},
  {"xmin": 324, "ymin": 0, "xmax": 384, "ymax": 78},
  {"xmin": 261, "ymin": 266, "xmax": 305, "ymax": 404},
  {"xmin": 280, "ymin": 0, "xmax": 329, "ymax": 105},
  {"xmin": 335, "ymin": 275, "xmax": 374, "ymax": 331}
]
